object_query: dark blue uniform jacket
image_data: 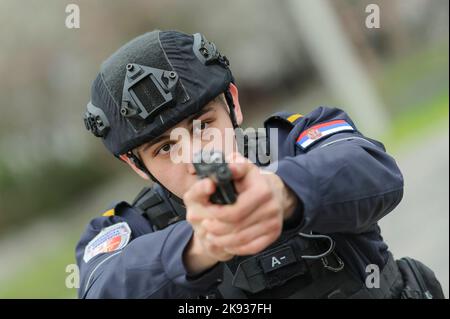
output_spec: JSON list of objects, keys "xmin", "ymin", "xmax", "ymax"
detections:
[{"xmin": 76, "ymin": 107, "xmax": 404, "ymax": 298}]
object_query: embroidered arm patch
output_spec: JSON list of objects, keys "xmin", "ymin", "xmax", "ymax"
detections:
[{"xmin": 83, "ymin": 222, "xmax": 131, "ymax": 263}]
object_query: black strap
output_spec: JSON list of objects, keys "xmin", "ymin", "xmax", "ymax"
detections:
[{"xmin": 132, "ymin": 185, "xmax": 186, "ymax": 230}]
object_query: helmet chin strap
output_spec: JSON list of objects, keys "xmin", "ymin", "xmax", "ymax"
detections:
[
  {"xmin": 126, "ymin": 88, "xmax": 241, "ymax": 207},
  {"xmin": 224, "ymin": 88, "xmax": 240, "ymax": 129}
]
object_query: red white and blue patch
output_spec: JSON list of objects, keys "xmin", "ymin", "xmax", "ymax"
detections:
[
  {"xmin": 83, "ymin": 222, "xmax": 131, "ymax": 263},
  {"xmin": 296, "ymin": 120, "xmax": 354, "ymax": 150}
]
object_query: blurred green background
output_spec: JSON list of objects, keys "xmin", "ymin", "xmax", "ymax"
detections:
[{"xmin": 0, "ymin": 0, "xmax": 448, "ymax": 298}]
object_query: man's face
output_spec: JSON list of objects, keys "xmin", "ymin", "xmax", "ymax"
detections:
[{"xmin": 136, "ymin": 94, "xmax": 240, "ymax": 199}]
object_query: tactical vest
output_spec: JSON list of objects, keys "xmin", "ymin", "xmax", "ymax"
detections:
[{"xmin": 132, "ymin": 185, "xmax": 413, "ymax": 299}]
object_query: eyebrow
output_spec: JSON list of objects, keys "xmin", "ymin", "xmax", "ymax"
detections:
[
  {"xmin": 140, "ymin": 105, "xmax": 215, "ymax": 153},
  {"xmin": 140, "ymin": 133, "xmax": 171, "ymax": 153},
  {"xmin": 186, "ymin": 104, "xmax": 215, "ymax": 127}
]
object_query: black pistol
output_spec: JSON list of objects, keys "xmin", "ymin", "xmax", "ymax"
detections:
[{"xmin": 193, "ymin": 150, "xmax": 237, "ymax": 205}]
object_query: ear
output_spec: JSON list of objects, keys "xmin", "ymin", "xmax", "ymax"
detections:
[
  {"xmin": 228, "ymin": 83, "xmax": 243, "ymax": 125},
  {"xmin": 119, "ymin": 154, "xmax": 150, "ymax": 180}
]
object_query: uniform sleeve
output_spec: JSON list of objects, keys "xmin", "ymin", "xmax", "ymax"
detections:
[
  {"xmin": 267, "ymin": 106, "xmax": 404, "ymax": 234},
  {"xmin": 76, "ymin": 206, "xmax": 223, "ymax": 299}
]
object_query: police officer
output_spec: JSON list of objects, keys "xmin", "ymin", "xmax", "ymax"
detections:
[{"xmin": 78, "ymin": 30, "xmax": 444, "ymax": 299}]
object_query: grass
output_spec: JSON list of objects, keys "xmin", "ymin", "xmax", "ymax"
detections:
[
  {"xmin": 382, "ymin": 91, "xmax": 449, "ymax": 152},
  {"xmin": 0, "ymin": 157, "xmax": 116, "ymax": 233},
  {"xmin": 0, "ymin": 233, "xmax": 79, "ymax": 299}
]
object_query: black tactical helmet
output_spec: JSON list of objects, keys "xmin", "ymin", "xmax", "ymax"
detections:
[{"xmin": 83, "ymin": 30, "xmax": 237, "ymax": 167}]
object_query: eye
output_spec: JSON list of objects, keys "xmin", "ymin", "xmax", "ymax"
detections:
[
  {"xmin": 193, "ymin": 121, "xmax": 210, "ymax": 136},
  {"xmin": 199, "ymin": 121, "xmax": 209, "ymax": 130},
  {"xmin": 155, "ymin": 143, "xmax": 174, "ymax": 156}
]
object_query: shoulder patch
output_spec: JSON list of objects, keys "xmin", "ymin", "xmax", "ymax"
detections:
[
  {"xmin": 83, "ymin": 222, "xmax": 131, "ymax": 263},
  {"xmin": 296, "ymin": 119, "xmax": 354, "ymax": 150},
  {"xmin": 102, "ymin": 208, "xmax": 115, "ymax": 217},
  {"xmin": 286, "ymin": 113, "xmax": 303, "ymax": 123},
  {"xmin": 264, "ymin": 111, "xmax": 303, "ymax": 128}
]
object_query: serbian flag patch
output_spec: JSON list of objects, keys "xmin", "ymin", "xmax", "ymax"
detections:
[{"xmin": 296, "ymin": 119, "xmax": 354, "ymax": 150}]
